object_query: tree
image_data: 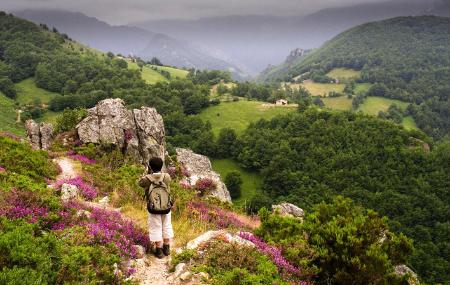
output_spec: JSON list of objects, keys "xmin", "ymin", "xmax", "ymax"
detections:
[
  {"xmin": 225, "ymin": 171, "xmax": 243, "ymax": 199},
  {"xmin": 149, "ymin": 57, "xmax": 163, "ymax": 66},
  {"xmin": 216, "ymin": 128, "xmax": 237, "ymax": 158},
  {"xmin": 0, "ymin": 77, "xmax": 16, "ymax": 99}
]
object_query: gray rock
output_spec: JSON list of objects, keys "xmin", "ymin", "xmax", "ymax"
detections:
[
  {"xmin": 272, "ymin": 202, "xmax": 304, "ymax": 218},
  {"xmin": 174, "ymin": 263, "xmax": 186, "ymax": 278},
  {"xmin": 75, "ymin": 210, "xmax": 91, "ymax": 219},
  {"xmin": 98, "ymin": 196, "xmax": 109, "ymax": 207},
  {"xmin": 176, "ymin": 148, "xmax": 232, "ymax": 203},
  {"xmin": 186, "ymin": 230, "xmax": 223, "ymax": 250},
  {"xmin": 61, "ymin": 183, "xmax": 79, "ymax": 201},
  {"xmin": 25, "ymin": 120, "xmax": 54, "ymax": 150},
  {"xmin": 394, "ymin": 265, "xmax": 420, "ymax": 285},
  {"xmin": 76, "ymin": 98, "xmax": 166, "ymax": 164},
  {"xmin": 179, "ymin": 271, "xmax": 192, "ymax": 281}
]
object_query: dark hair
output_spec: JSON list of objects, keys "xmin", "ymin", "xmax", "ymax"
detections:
[{"xmin": 149, "ymin": 157, "xmax": 163, "ymax": 173}]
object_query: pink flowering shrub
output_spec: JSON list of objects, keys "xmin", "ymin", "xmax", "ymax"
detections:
[
  {"xmin": 53, "ymin": 201, "xmax": 150, "ymax": 258},
  {"xmin": 67, "ymin": 150, "xmax": 96, "ymax": 164},
  {"xmin": 0, "ymin": 166, "xmax": 5, "ymax": 173},
  {"xmin": 179, "ymin": 180, "xmax": 192, "ymax": 189},
  {"xmin": 0, "ymin": 189, "xmax": 49, "ymax": 224},
  {"xmin": 239, "ymin": 231, "xmax": 304, "ymax": 280},
  {"xmin": 194, "ymin": 178, "xmax": 216, "ymax": 195},
  {"xmin": 187, "ymin": 201, "xmax": 250, "ymax": 229},
  {"xmin": 54, "ymin": 176, "xmax": 97, "ymax": 200}
]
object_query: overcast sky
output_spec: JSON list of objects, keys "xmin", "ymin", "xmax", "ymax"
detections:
[{"xmin": 0, "ymin": 0, "xmax": 420, "ymax": 24}]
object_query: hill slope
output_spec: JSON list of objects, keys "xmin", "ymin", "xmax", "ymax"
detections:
[
  {"xmin": 14, "ymin": 9, "xmax": 247, "ymax": 79},
  {"xmin": 259, "ymin": 16, "xmax": 450, "ymax": 139}
]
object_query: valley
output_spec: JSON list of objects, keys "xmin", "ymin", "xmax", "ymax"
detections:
[{"xmin": 0, "ymin": 6, "xmax": 449, "ymax": 285}]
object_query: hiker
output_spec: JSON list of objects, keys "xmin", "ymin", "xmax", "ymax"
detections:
[{"xmin": 138, "ymin": 157, "xmax": 174, "ymax": 259}]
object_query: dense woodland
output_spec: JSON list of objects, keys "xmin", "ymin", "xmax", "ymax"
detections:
[
  {"xmin": 229, "ymin": 110, "xmax": 449, "ymax": 284},
  {"xmin": 259, "ymin": 16, "xmax": 450, "ymax": 140}
]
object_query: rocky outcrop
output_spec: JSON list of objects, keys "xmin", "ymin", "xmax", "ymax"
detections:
[
  {"xmin": 394, "ymin": 265, "xmax": 420, "ymax": 285},
  {"xmin": 176, "ymin": 148, "xmax": 232, "ymax": 203},
  {"xmin": 25, "ymin": 120, "xmax": 54, "ymax": 150},
  {"xmin": 76, "ymin": 98, "xmax": 165, "ymax": 164},
  {"xmin": 272, "ymin": 202, "xmax": 304, "ymax": 218}
]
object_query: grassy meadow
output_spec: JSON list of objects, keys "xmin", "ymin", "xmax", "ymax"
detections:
[
  {"xmin": 211, "ymin": 158, "xmax": 263, "ymax": 207},
  {"xmin": 127, "ymin": 62, "xmax": 168, "ymax": 84},
  {"xmin": 149, "ymin": 65, "xmax": 189, "ymax": 79},
  {"xmin": 357, "ymin": 96, "xmax": 409, "ymax": 115},
  {"xmin": 322, "ymin": 96, "xmax": 353, "ymax": 110},
  {"xmin": 197, "ymin": 100, "xmax": 295, "ymax": 136},
  {"xmin": 326, "ymin": 68, "xmax": 361, "ymax": 81},
  {"xmin": 0, "ymin": 93, "xmax": 24, "ymax": 136},
  {"xmin": 15, "ymin": 78, "xmax": 61, "ymax": 106}
]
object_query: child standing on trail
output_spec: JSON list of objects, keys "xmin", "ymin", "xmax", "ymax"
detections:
[{"xmin": 139, "ymin": 157, "xmax": 174, "ymax": 259}]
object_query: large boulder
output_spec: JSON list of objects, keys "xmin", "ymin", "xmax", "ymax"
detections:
[
  {"xmin": 176, "ymin": 148, "xmax": 232, "ymax": 203},
  {"xmin": 272, "ymin": 202, "xmax": 304, "ymax": 218},
  {"xmin": 76, "ymin": 98, "xmax": 165, "ymax": 164},
  {"xmin": 25, "ymin": 120, "xmax": 54, "ymax": 150}
]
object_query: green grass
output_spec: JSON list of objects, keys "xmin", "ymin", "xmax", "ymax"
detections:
[
  {"xmin": 211, "ymin": 158, "xmax": 262, "ymax": 207},
  {"xmin": 298, "ymin": 81, "xmax": 345, "ymax": 96},
  {"xmin": 127, "ymin": 62, "xmax": 168, "ymax": 84},
  {"xmin": 0, "ymin": 93, "xmax": 25, "ymax": 136},
  {"xmin": 15, "ymin": 78, "xmax": 60, "ymax": 106},
  {"xmin": 354, "ymin": 83, "xmax": 372, "ymax": 94},
  {"xmin": 402, "ymin": 116, "xmax": 418, "ymax": 130},
  {"xmin": 37, "ymin": 110, "xmax": 61, "ymax": 125},
  {"xmin": 326, "ymin": 68, "xmax": 361, "ymax": 80},
  {"xmin": 322, "ymin": 96, "xmax": 353, "ymax": 111},
  {"xmin": 197, "ymin": 100, "xmax": 295, "ymax": 136},
  {"xmin": 357, "ymin": 96, "xmax": 409, "ymax": 116},
  {"xmin": 149, "ymin": 65, "xmax": 189, "ymax": 79}
]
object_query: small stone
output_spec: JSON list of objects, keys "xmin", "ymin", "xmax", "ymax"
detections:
[
  {"xmin": 174, "ymin": 262, "xmax": 186, "ymax": 278},
  {"xmin": 179, "ymin": 271, "xmax": 192, "ymax": 281},
  {"xmin": 61, "ymin": 183, "xmax": 79, "ymax": 201},
  {"xmin": 99, "ymin": 196, "xmax": 109, "ymax": 206},
  {"xmin": 199, "ymin": 272, "xmax": 209, "ymax": 280}
]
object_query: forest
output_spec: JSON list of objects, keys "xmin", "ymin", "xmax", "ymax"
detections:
[{"xmin": 228, "ymin": 109, "xmax": 449, "ymax": 284}]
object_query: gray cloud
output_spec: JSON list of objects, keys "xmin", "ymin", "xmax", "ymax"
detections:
[{"xmin": 0, "ymin": 0, "xmax": 398, "ymax": 24}]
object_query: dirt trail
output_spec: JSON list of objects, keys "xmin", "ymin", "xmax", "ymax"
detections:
[
  {"xmin": 54, "ymin": 156, "xmax": 174, "ymax": 285},
  {"xmin": 54, "ymin": 157, "xmax": 79, "ymax": 180}
]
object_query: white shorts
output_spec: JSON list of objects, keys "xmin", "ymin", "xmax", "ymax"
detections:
[{"xmin": 148, "ymin": 212, "xmax": 174, "ymax": 242}]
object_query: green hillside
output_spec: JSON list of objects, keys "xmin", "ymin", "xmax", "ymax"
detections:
[
  {"xmin": 150, "ymin": 65, "xmax": 189, "ymax": 79},
  {"xmin": 0, "ymin": 93, "xmax": 24, "ymax": 135},
  {"xmin": 259, "ymin": 16, "xmax": 450, "ymax": 139}
]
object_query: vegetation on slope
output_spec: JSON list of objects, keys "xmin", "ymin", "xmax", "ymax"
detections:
[
  {"xmin": 259, "ymin": 16, "xmax": 450, "ymax": 139},
  {"xmin": 230, "ymin": 109, "xmax": 448, "ymax": 284}
]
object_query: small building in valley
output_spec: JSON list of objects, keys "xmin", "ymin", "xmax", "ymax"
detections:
[{"xmin": 276, "ymin": 99, "xmax": 288, "ymax": 106}]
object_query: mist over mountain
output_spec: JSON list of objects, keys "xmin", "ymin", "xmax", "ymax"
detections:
[
  {"xmin": 133, "ymin": 0, "xmax": 443, "ymax": 74},
  {"xmin": 14, "ymin": 9, "xmax": 248, "ymax": 79}
]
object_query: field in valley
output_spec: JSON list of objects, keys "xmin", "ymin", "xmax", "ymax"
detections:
[
  {"xmin": 197, "ymin": 100, "xmax": 296, "ymax": 136},
  {"xmin": 149, "ymin": 65, "xmax": 189, "ymax": 79},
  {"xmin": 211, "ymin": 158, "xmax": 262, "ymax": 207},
  {"xmin": 358, "ymin": 96, "xmax": 409, "ymax": 115}
]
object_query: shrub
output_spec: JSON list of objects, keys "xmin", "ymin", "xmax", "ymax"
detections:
[
  {"xmin": 55, "ymin": 108, "xmax": 87, "ymax": 133},
  {"xmin": 224, "ymin": 171, "xmax": 243, "ymax": 199},
  {"xmin": 194, "ymin": 178, "xmax": 216, "ymax": 196}
]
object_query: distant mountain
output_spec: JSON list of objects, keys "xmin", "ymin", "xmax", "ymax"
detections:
[
  {"xmin": 14, "ymin": 10, "xmax": 248, "ymax": 79},
  {"xmin": 132, "ymin": 0, "xmax": 439, "ymax": 73}
]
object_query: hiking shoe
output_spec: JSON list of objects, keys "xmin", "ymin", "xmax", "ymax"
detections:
[
  {"xmin": 163, "ymin": 244, "xmax": 170, "ymax": 256},
  {"xmin": 155, "ymin": 247, "xmax": 164, "ymax": 259}
]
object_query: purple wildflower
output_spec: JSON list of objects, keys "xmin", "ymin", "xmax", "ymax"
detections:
[
  {"xmin": 0, "ymin": 189, "xmax": 48, "ymax": 223},
  {"xmin": 66, "ymin": 150, "xmax": 96, "ymax": 164},
  {"xmin": 239, "ymin": 231, "xmax": 302, "ymax": 277},
  {"xmin": 187, "ymin": 201, "xmax": 249, "ymax": 229},
  {"xmin": 54, "ymin": 176, "xmax": 97, "ymax": 200},
  {"xmin": 0, "ymin": 166, "xmax": 5, "ymax": 173}
]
